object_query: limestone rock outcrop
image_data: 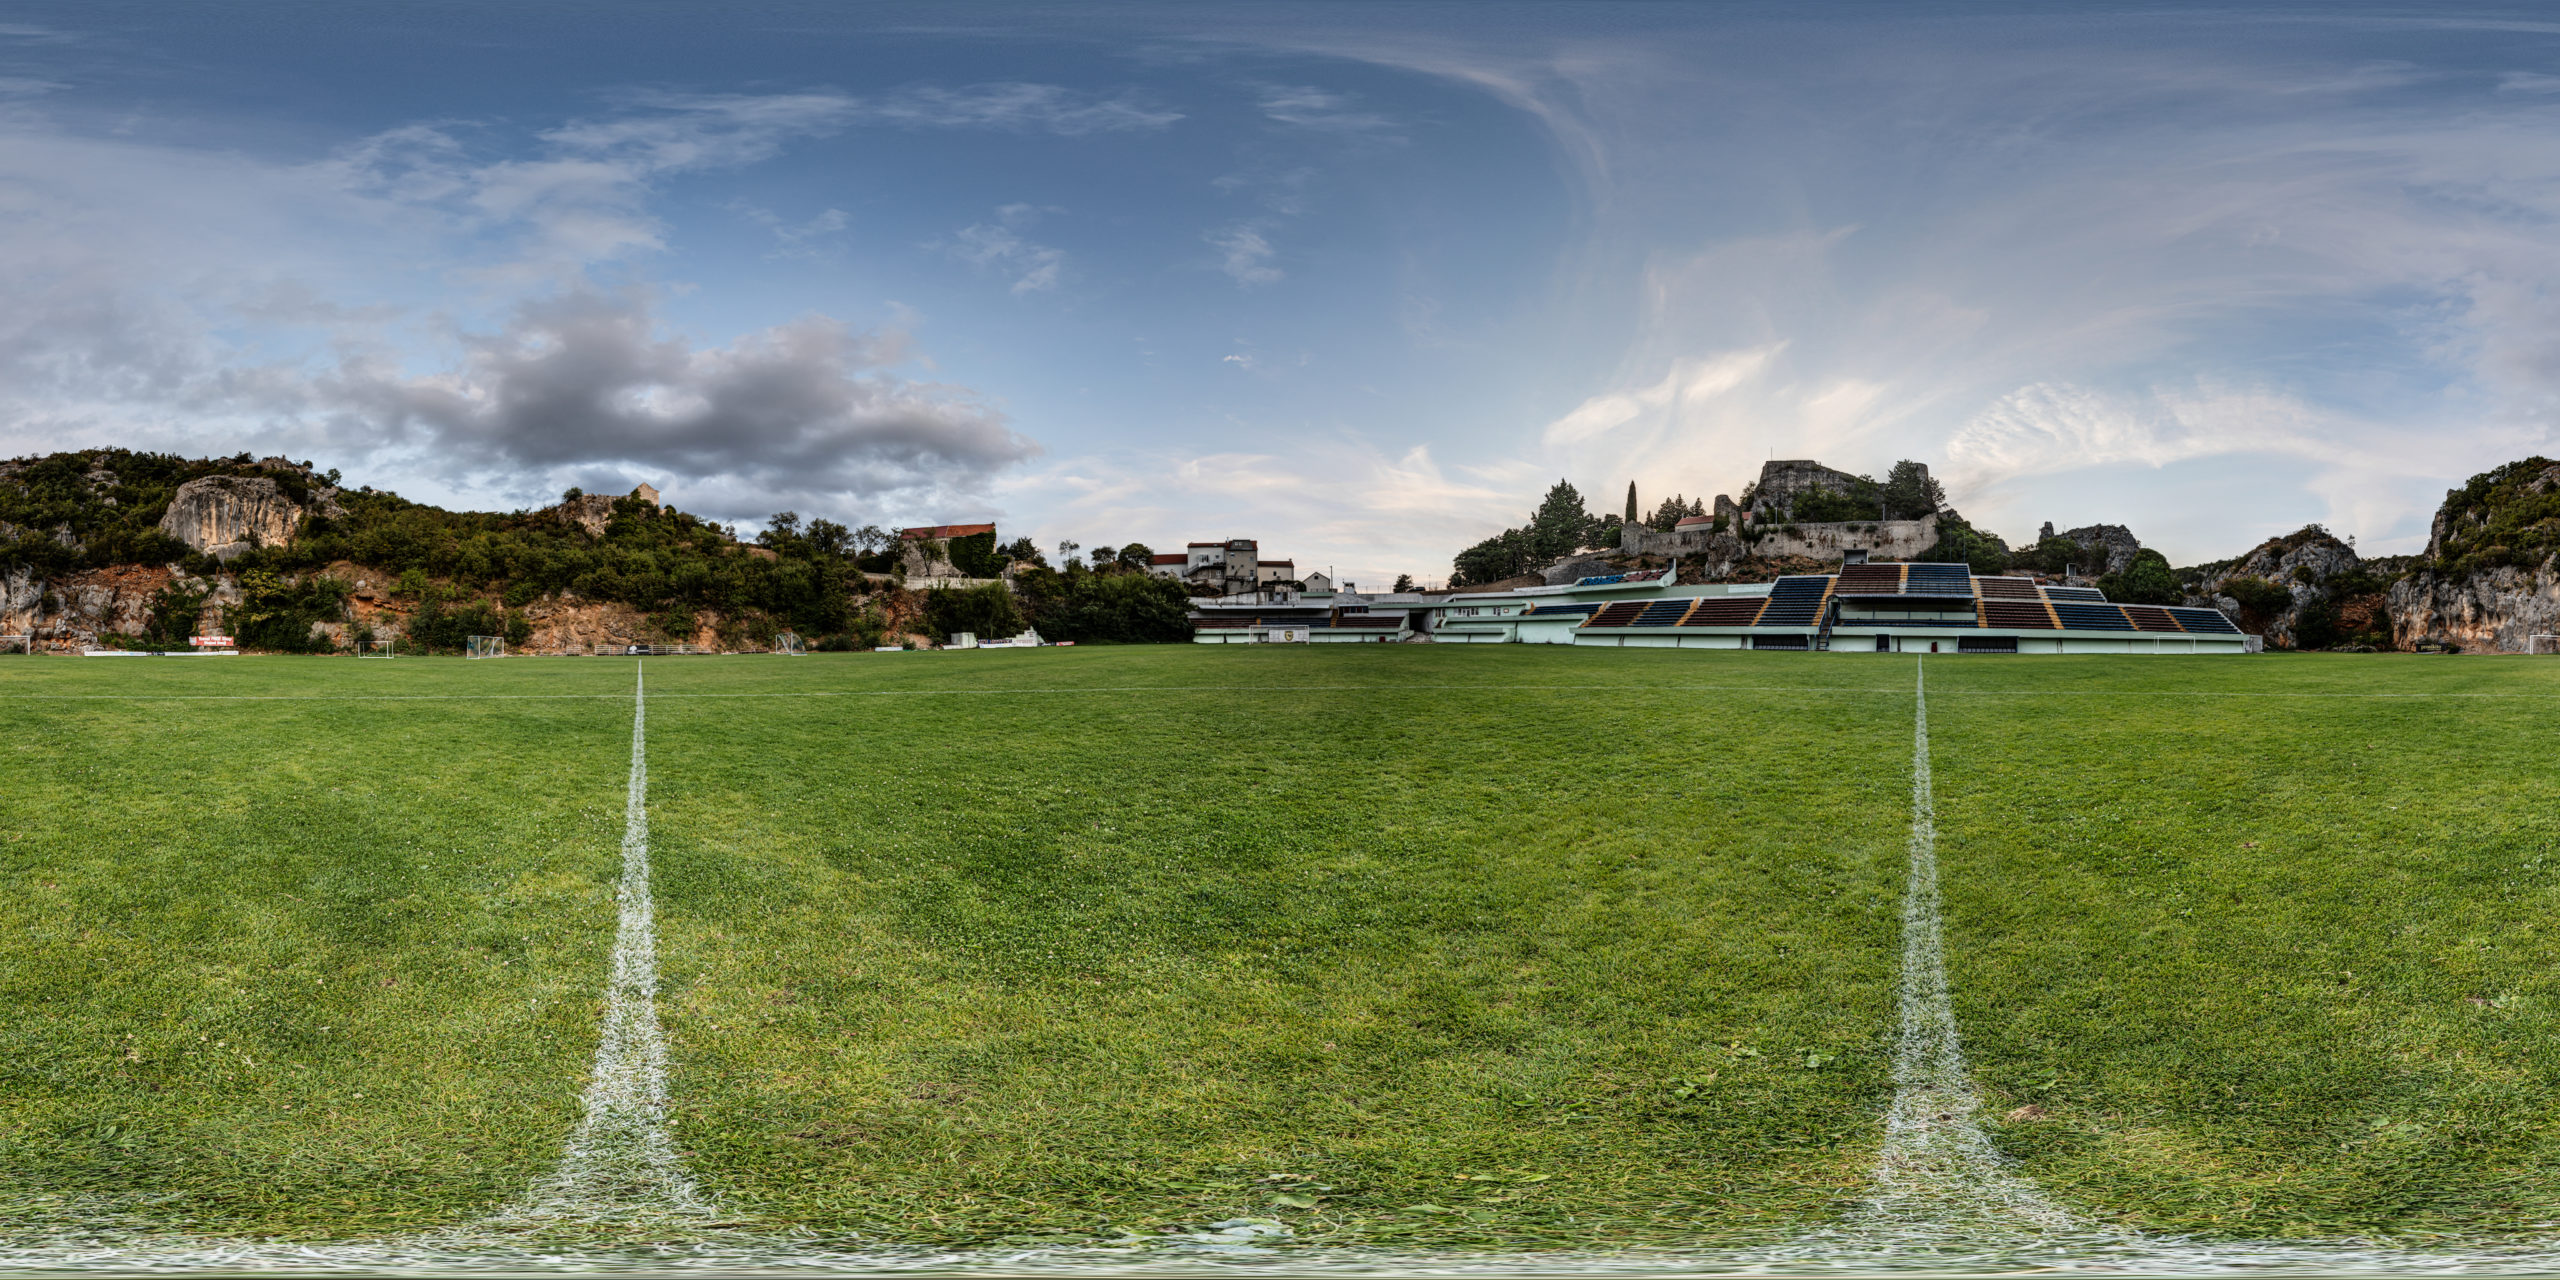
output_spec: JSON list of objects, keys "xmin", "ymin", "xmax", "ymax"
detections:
[
  {"xmin": 1747, "ymin": 459, "xmax": 1870, "ymax": 516},
  {"xmin": 2053, "ymin": 524, "xmax": 2143, "ymax": 577},
  {"xmin": 2389, "ymin": 563, "xmax": 2560, "ymax": 652},
  {"xmin": 2189, "ymin": 527, "xmax": 2381, "ymax": 649},
  {"xmin": 157, "ymin": 475, "xmax": 305, "ymax": 561}
]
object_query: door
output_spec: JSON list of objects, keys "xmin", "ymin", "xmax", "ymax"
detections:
[{"xmin": 1875, "ymin": 634, "xmax": 1890, "ymax": 652}]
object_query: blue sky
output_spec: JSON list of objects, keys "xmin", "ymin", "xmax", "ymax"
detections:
[{"xmin": 7, "ymin": 2, "xmax": 2560, "ymax": 583}]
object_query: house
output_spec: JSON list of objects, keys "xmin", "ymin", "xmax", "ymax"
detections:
[
  {"xmin": 896, "ymin": 522, "xmax": 1000, "ymax": 586},
  {"xmin": 1181, "ymin": 538, "xmax": 1261, "ymax": 595},
  {"xmin": 899, "ymin": 522, "xmax": 997, "ymax": 542},
  {"xmin": 1256, "ymin": 558, "xmax": 1298, "ymax": 585},
  {"xmin": 1147, "ymin": 553, "xmax": 1188, "ymax": 579}
]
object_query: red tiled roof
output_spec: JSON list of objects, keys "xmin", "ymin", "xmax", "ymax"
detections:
[
  {"xmin": 1149, "ymin": 553, "xmax": 1186, "ymax": 565},
  {"xmin": 899, "ymin": 523, "xmax": 996, "ymax": 540},
  {"xmin": 1258, "ymin": 559, "xmax": 1294, "ymax": 567},
  {"xmin": 1675, "ymin": 515, "xmax": 1717, "ymax": 528}
]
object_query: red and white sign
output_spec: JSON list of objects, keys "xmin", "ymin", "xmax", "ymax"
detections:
[{"xmin": 189, "ymin": 635, "xmax": 234, "ymax": 647}]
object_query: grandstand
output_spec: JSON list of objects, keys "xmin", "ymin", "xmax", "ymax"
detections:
[
  {"xmin": 1189, "ymin": 559, "xmax": 2248, "ymax": 653},
  {"xmin": 1570, "ymin": 563, "xmax": 2246, "ymax": 654}
]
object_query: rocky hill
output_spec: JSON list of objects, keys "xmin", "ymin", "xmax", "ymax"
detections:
[
  {"xmin": 0, "ymin": 448, "xmax": 1190, "ymax": 654},
  {"xmin": 2387, "ymin": 457, "xmax": 2560, "ymax": 652}
]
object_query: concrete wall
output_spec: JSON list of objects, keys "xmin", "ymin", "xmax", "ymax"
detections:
[{"xmin": 1617, "ymin": 513, "xmax": 1938, "ymax": 565}]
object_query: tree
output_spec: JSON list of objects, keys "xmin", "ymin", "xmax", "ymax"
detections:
[
  {"xmin": 1882, "ymin": 461, "xmax": 1945, "ymax": 520},
  {"xmin": 997, "ymin": 535, "xmax": 1046, "ymax": 568},
  {"xmin": 1647, "ymin": 494, "xmax": 1704, "ymax": 531},
  {"xmin": 925, "ymin": 582, "xmax": 1025, "ymax": 641},
  {"xmin": 1624, "ymin": 481, "xmax": 1637, "ymax": 525},
  {"xmin": 1117, "ymin": 542, "xmax": 1153, "ymax": 570},
  {"xmin": 1451, "ymin": 528, "xmax": 1531, "ymax": 587},
  {"xmin": 759, "ymin": 511, "xmax": 802, "ymax": 549},
  {"xmin": 2098, "ymin": 549, "xmax": 2181, "ymax": 606},
  {"xmin": 1918, "ymin": 511, "xmax": 2011, "ymax": 574},
  {"xmin": 1528, "ymin": 480, "xmax": 1594, "ymax": 560},
  {"xmin": 1393, "ymin": 573, "xmax": 1416, "ymax": 592}
]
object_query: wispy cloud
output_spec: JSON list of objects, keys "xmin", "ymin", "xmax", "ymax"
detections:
[
  {"xmin": 1207, "ymin": 221, "xmax": 1281, "ymax": 286},
  {"xmin": 856, "ymin": 82, "xmax": 1181, "ymax": 134},
  {"xmin": 1256, "ymin": 85, "xmax": 1398, "ymax": 136},
  {"xmin": 946, "ymin": 204, "xmax": 1066, "ymax": 294}
]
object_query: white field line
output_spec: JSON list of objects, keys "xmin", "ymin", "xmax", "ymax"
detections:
[
  {"xmin": 6, "ymin": 685, "xmax": 2558, "ymax": 703},
  {"xmin": 1855, "ymin": 657, "xmax": 2087, "ymax": 1235},
  {"xmin": 496, "ymin": 661, "xmax": 714, "ymax": 1224}
]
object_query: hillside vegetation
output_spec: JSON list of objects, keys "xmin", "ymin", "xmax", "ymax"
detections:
[{"xmin": 0, "ymin": 449, "xmax": 1191, "ymax": 652}]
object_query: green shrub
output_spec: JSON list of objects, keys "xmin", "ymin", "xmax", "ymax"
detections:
[
  {"xmin": 224, "ymin": 570, "xmax": 346, "ymax": 654},
  {"xmin": 925, "ymin": 582, "xmax": 1025, "ymax": 642},
  {"xmin": 2098, "ymin": 550, "xmax": 2182, "ymax": 605},
  {"xmin": 2219, "ymin": 575, "xmax": 2291, "ymax": 627}
]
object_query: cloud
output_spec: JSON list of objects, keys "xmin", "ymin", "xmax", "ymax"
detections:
[
  {"xmin": 310, "ymin": 289, "xmax": 1038, "ymax": 518},
  {"xmin": 856, "ymin": 82, "xmax": 1182, "ymax": 134},
  {"xmin": 1542, "ymin": 345, "xmax": 1785, "ymax": 447},
  {"xmin": 1257, "ymin": 85, "xmax": 1398, "ymax": 135},
  {"xmin": 1208, "ymin": 222, "xmax": 1282, "ymax": 286},
  {"xmin": 732, "ymin": 203, "xmax": 849, "ymax": 259},
  {"xmin": 946, "ymin": 204, "xmax": 1065, "ymax": 293},
  {"xmin": 321, "ymin": 86, "xmax": 1171, "ymax": 276}
]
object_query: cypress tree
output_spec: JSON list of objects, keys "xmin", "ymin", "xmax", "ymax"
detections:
[{"xmin": 1624, "ymin": 481, "xmax": 1637, "ymax": 524}]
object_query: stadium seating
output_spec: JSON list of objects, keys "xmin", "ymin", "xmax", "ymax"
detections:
[
  {"xmin": 1750, "ymin": 633, "xmax": 1810, "ymax": 649},
  {"xmin": 1756, "ymin": 576, "xmax": 1832, "ymax": 626},
  {"xmin": 2050, "ymin": 601, "xmax": 2136, "ymax": 630},
  {"xmin": 2122, "ymin": 605, "xmax": 2183, "ymax": 632},
  {"xmin": 2168, "ymin": 606, "xmax": 2243, "ymax": 634},
  {"xmin": 1679, "ymin": 596, "xmax": 1769, "ymax": 626},
  {"xmin": 1836, "ymin": 564, "xmax": 1903, "ymax": 594},
  {"xmin": 2044, "ymin": 586, "xmax": 2110, "ymax": 603},
  {"xmin": 1633, "ymin": 599, "xmax": 1693, "ymax": 626},
  {"xmin": 1974, "ymin": 576, "xmax": 2041, "ymax": 599},
  {"xmin": 1523, "ymin": 602, "xmax": 1601, "ymax": 617},
  {"xmin": 1978, "ymin": 600, "xmax": 2059, "ymax": 629},
  {"xmin": 1903, "ymin": 563, "xmax": 1974, "ymax": 595},
  {"xmin": 1585, "ymin": 601, "xmax": 1650, "ymax": 627}
]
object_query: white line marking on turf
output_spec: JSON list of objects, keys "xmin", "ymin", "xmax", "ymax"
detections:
[
  {"xmin": 9, "ymin": 685, "xmax": 2557, "ymax": 703},
  {"xmin": 499, "ymin": 661, "xmax": 714, "ymax": 1224},
  {"xmin": 1857, "ymin": 657, "xmax": 2086, "ymax": 1235}
]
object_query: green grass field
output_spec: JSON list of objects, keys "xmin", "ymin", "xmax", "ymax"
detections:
[{"xmin": 1, "ymin": 646, "xmax": 2557, "ymax": 1250}]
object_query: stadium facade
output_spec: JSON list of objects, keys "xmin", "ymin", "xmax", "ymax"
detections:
[{"xmin": 1189, "ymin": 562, "xmax": 2249, "ymax": 654}]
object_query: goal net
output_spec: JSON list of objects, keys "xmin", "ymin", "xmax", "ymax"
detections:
[
  {"xmin": 773, "ymin": 630, "xmax": 806, "ymax": 655},
  {"xmin": 2532, "ymin": 633, "xmax": 2559, "ymax": 655},
  {"xmin": 358, "ymin": 639, "xmax": 397, "ymax": 658},
  {"xmin": 0, "ymin": 634, "xmax": 29, "ymax": 655},
  {"xmin": 466, "ymin": 635, "xmax": 505, "ymax": 659}
]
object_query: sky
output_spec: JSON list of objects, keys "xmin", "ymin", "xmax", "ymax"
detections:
[{"xmin": 7, "ymin": 1, "xmax": 2560, "ymax": 584}]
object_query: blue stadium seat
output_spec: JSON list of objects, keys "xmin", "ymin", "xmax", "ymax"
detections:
[
  {"xmin": 2050, "ymin": 602, "xmax": 2135, "ymax": 631},
  {"xmin": 1755, "ymin": 576, "xmax": 1831, "ymax": 625},
  {"xmin": 2168, "ymin": 606, "xmax": 2243, "ymax": 634}
]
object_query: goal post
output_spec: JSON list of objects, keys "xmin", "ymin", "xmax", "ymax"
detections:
[
  {"xmin": 358, "ymin": 638, "xmax": 398, "ymax": 658},
  {"xmin": 0, "ymin": 634, "xmax": 29, "ymax": 655},
  {"xmin": 466, "ymin": 635, "xmax": 505, "ymax": 659},
  {"xmin": 772, "ymin": 630, "xmax": 806, "ymax": 656},
  {"xmin": 2531, "ymin": 633, "xmax": 2559, "ymax": 655}
]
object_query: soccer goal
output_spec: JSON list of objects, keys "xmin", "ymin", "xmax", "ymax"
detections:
[
  {"xmin": 466, "ymin": 635, "xmax": 505, "ymax": 659},
  {"xmin": 0, "ymin": 634, "xmax": 30, "ymax": 655},
  {"xmin": 772, "ymin": 630, "xmax": 806, "ymax": 655},
  {"xmin": 358, "ymin": 638, "xmax": 398, "ymax": 659},
  {"xmin": 2531, "ymin": 633, "xmax": 2559, "ymax": 655}
]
